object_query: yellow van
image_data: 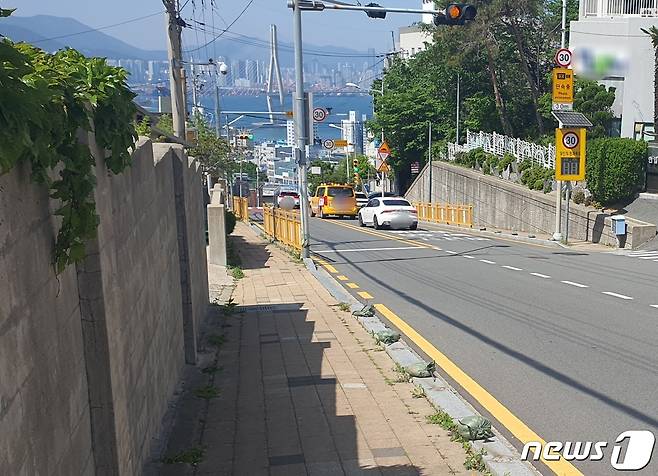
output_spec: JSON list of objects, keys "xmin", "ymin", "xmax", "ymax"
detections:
[{"xmin": 310, "ymin": 183, "xmax": 358, "ymax": 218}]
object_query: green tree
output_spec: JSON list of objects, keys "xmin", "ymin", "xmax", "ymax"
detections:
[{"xmin": 188, "ymin": 113, "xmax": 231, "ymax": 177}]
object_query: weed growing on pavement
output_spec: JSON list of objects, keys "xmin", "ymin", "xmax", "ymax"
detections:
[
  {"xmin": 229, "ymin": 266, "xmax": 245, "ymax": 280},
  {"xmin": 207, "ymin": 334, "xmax": 225, "ymax": 347},
  {"xmin": 394, "ymin": 363, "xmax": 410, "ymax": 382},
  {"xmin": 426, "ymin": 410, "xmax": 492, "ymax": 474},
  {"xmin": 464, "ymin": 448, "xmax": 488, "ymax": 472},
  {"xmin": 220, "ymin": 297, "xmax": 238, "ymax": 315},
  {"xmin": 194, "ymin": 385, "xmax": 220, "ymax": 399},
  {"xmin": 411, "ymin": 386, "xmax": 425, "ymax": 399},
  {"xmin": 337, "ymin": 302, "xmax": 351, "ymax": 312},
  {"xmin": 162, "ymin": 446, "xmax": 205, "ymax": 465}
]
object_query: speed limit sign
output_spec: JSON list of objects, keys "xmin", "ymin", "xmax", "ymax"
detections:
[
  {"xmin": 556, "ymin": 128, "xmax": 586, "ymax": 181},
  {"xmin": 312, "ymin": 107, "xmax": 328, "ymax": 123},
  {"xmin": 555, "ymin": 48, "xmax": 572, "ymax": 68},
  {"xmin": 562, "ymin": 131, "xmax": 579, "ymax": 149}
]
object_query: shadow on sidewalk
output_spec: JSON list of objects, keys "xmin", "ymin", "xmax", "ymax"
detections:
[
  {"xmin": 232, "ymin": 302, "xmax": 422, "ymax": 475},
  {"xmin": 229, "ymin": 234, "xmax": 271, "ymax": 270},
  {"xmin": 158, "ymin": 298, "xmax": 422, "ymax": 475}
]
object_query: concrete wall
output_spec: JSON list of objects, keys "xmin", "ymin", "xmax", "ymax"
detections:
[
  {"xmin": 406, "ymin": 161, "xmax": 655, "ymax": 249},
  {"xmin": 0, "ymin": 137, "xmax": 209, "ymax": 475}
]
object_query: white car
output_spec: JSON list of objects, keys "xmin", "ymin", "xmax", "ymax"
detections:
[
  {"xmin": 358, "ymin": 197, "xmax": 418, "ymax": 230},
  {"xmin": 355, "ymin": 192, "xmax": 369, "ymax": 209}
]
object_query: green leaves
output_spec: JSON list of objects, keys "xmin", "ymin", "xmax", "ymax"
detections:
[{"xmin": 1, "ymin": 37, "xmax": 136, "ymax": 273}]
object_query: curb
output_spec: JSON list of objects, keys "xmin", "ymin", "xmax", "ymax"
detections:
[
  {"xmin": 305, "ymin": 260, "xmax": 540, "ymax": 476},
  {"xmin": 418, "ymin": 220, "xmax": 568, "ymax": 249}
]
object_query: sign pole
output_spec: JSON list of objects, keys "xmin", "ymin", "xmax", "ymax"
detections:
[{"xmin": 428, "ymin": 122, "xmax": 433, "ymax": 203}]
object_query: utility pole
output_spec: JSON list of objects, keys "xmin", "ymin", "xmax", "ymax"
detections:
[
  {"xmin": 163, "ymin": 0, "xmax": 186, "ymax": 139},
  {"xmin": 214, "ymin": 83, "xmax": 221, "ymax": 136},
  {"xmin": 554, "ymin": 0, "xmax": 568, "ymax": 241},
  {"xmin": 191, "ymin": 62, "xmax": 198, "ymax": 116},
  {"xmin": 456, "ymin": 73, "xmax": 461, "ymax": 144},
  {"xmin": 292, "ymin": 0, "xmax": 311, "ymax": 259},
  {"xmin": 428, "ymin": 122, "xmax": 432, "ymax": 203}
]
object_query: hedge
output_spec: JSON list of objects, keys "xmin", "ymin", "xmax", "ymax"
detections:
[{"xmin": 586, "ymin": 138, "xmax": 647, "ymax": 204}]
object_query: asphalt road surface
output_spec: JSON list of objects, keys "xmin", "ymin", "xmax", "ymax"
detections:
[{"xmin": 310, "ymin": 217, "xmax": 658, "ymax": 476}]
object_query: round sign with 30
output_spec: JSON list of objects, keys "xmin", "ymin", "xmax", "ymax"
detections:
[{"xmin": 562, "ymin": 131, "xmax": 579, "ymax": 149}]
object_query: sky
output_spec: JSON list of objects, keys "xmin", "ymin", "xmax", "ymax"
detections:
[{"xmin": 8, "ymin": 0, "xmax": 421, "ymax": 53}]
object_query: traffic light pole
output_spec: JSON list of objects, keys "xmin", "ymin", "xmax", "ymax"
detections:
[{"xmin": 293, "ymin": 0, "xmax": 311, "ymax": 259}]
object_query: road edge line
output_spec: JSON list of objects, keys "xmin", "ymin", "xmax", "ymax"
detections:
[{"xmin": 305, "ymin": 261, "xmax": 550, "ymax": 476}]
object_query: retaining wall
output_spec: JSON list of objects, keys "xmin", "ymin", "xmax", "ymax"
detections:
[{"xmin": 406, "ymin": 161, "xmax": 655, "ymax": 249}]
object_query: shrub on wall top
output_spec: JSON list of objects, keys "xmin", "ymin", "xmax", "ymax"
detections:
[{"xmin": 586, "ymin": 138, "xmax": 647, "ymax": 205}]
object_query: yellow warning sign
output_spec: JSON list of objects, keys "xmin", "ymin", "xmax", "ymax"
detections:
[
  {"xmin": 552, "ymin": 68, "xmax": 574, "ymax": 104},
  {"xmin": 555, "ymin": 128, "xmax": 586, "ymax": 181}
]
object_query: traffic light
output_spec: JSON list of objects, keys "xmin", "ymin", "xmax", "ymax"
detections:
[
  {"xmin": 365, "ymin": 2, "xmax": 386, "ymax": 19},
  {"xmin": 353, "ymin": 173, "xmax": 361, "ymax": 184},
  {"xmin": 433, "ymin": 3, "xmax": 477, "ymax": 26},
  {"xmin": 353, "ymin": 158, "xmax": 360, "ymax": 173}
]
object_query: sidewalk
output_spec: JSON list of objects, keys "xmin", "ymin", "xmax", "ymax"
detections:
[{"xmin": 159, "ymin": 222, "xmax": 474, "ymax": 476}]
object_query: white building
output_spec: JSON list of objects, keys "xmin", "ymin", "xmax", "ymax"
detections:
[
  {"xmin": 286, "ymin": 119, "xmax": 318, "ymax": 147},
  {"xmin": 571, "ymin": 0, "xmax": 658, "ymax": 139},
  {"xmin": 398, "ymin": 1, "xmax": 434, "ymax": 59},
  {"xmin": 341, "ymin": 111, "xmax": 365, "ymax": 155}
]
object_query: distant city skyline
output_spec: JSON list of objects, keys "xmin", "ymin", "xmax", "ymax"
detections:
[{"xmin": 8, "ymin": 0, "xmax": 421, "ymax": 52}]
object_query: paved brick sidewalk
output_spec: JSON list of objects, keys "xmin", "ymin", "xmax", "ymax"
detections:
[{"xmin": 159, "ymin": 222, "xmax": 473, "ymax": 475}]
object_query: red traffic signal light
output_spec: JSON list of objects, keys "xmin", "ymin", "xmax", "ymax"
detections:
[{"xmin": 434, "ymin": 3, "xmax": 477, "ymax": 26}]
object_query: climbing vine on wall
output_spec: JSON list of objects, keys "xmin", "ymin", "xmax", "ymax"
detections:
[{"xmin": 0, "ymin": 9, "xmax": 137, "ymax": 272}]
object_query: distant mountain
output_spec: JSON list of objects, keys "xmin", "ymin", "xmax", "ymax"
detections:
[
  {"xmin": 0, "ymin": 14, "xmax": 377, "ymax": 67},
  {"xmin": 0, "ymin": 15, "xmax": 168, "ymax": 60}
]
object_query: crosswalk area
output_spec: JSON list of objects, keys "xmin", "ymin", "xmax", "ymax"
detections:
[
  {"xmin": 389, "ymin": 229, "xmax": 490, "ymax": 242},
  {"xmin": 608, "ymin": 249, "xmax": 658, "ymax": 263}
]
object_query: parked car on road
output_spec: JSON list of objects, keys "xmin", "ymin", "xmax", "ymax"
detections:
[{"xmin": 358, "ymin": 197, "xmax": 418, "ymax": 230}]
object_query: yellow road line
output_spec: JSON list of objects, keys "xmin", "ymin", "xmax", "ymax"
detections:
[
  {"xmin": 347, "ymin": 283, "xmax": 359, "ymax": 289},
  {"xmin": 324, "ymin": 264, "xmax": 338, "ymax": 274},
  {"xmin": 337, "ymin": 275, "xmax": 349, "ymax": 281},
  {"xmin": 357, "ymin": 291, "xmax": 374, "ymax": 299},
  {"xmin": 374, "ymin": 303, "xmax": 582, "ymax": 476}
]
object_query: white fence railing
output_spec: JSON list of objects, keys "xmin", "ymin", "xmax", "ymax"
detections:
[
  {"xmin": 583, "ymin": 0, "xmax": 658, "ymax": 17},
  {"xmin": 447, "ymin": 130, "xmax": 555, "ymax": 169}
]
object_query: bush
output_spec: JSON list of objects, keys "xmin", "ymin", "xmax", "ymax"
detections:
[
  {"xmin": 572, "ymin": 188, "xmax": 586, "ymax": 204},
  {"xmin": 521, "ymin": 165, "xmax": 554, "ymax": 191},
  {"xmin": 586, "ymin": 138, "xmax": 648, "ymax": 204},
  {"xmin": 225, "ymin": 210, "xmax": 236, "ymax": 235},
  {"xmin": 499, "ymin": 153, "xmax": 515, "ymax": 171}
]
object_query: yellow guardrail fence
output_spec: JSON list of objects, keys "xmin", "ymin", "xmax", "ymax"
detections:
[
  {"xmin": 414, "ymin": 202, "xmax": 474, "ymax": 228},
  {"xmin": 263, "ymin": 206, "xmax": 302, "ymax": 251},
  {"xmin": 232, "ymin": 196, "xmax": 249, "ymax": 221}
]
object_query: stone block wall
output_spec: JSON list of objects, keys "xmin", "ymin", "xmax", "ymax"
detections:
[{"xmin": 0, "ymin": 136, "xmax": 209, "ymax": 475}]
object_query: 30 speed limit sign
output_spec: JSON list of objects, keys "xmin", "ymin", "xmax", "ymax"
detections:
[
  {"xmin": 555, "ymin": 48, "xmax": 572, "ymax": 68},
  {"xmin": 312, "ymin": 107, "xmax": 328, "ymax": 122},
  {"xmin": 555, "ymin": 128, "xmax": 586, "ymax": 181},
  {"xmin": 562, "ymin": 131, "xmax": 579, "ymax": 149}
]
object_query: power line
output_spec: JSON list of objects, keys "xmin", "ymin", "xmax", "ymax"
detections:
[
  {"xmin": 30, "ymin": 11, "xmax": 164, "ymax": 44},
  {"xmin": 187, "ymin": 23, "xmax": 384, "ymax": 58},
  {"xmin": 184, "ymin": 0, "xmax": 255, "ymax": 53}
]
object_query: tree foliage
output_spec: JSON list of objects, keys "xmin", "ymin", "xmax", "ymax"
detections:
[
  {"xmin": 0, "ymin": 12, "xmax": 137, "ymax": 272},
  {"xmin": 367, "ymin": 0, "xmax": 618, "ymax": 192}
]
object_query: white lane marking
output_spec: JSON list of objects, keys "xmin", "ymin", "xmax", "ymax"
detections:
[
  {"xmin": 651, "ymin": 305, "xmax": 658, "ymax": 309},
  {"xmin": 315, "ymin": 246, "xmax": 422, "ymax": 253},
  {"xmin": 502, "ymin": 265, "xmax": 523, "ymax": 271},
  {"xmin": 602, "ymin": 292, "xmax": 633, "ymax": 300},
  {"xmin": 445, "ymin": 250, "xmax": 458, "ymax": 254},
  {"xmin": 530, "ymin": 272, "xmax": 551, "ymax": 279},
  {"xmin": 432, "ymin": 246, "xmax": 443, "ymax": 251},
  {"xmin": 561, "ymin": 280, "xmax": 589, "ymax": 288},
  {"xmin": 480, "ymin": 259, "xmax": 496, "ymax": 264},
  {"xmin": 638, "ymin": 256, "xmax": 658, "ymax": 260},
  {"xmin": 462, "ymin": 255, "xmax": 476, "ymax": 259}
]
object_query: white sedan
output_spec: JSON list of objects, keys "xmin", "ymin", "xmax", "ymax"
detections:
[{"xmin": 358, "ymin": 197, "xmax": 418, "ymax": 230}]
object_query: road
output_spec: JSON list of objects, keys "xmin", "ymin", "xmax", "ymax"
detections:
[{"xmin": 309, "ymin": 217, "xmax": 658, "ymax": 476}]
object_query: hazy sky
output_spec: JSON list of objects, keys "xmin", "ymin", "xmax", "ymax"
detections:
[{"xmin": 9, "ymin": 0, "xmax": 421, "ymax": 52}]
